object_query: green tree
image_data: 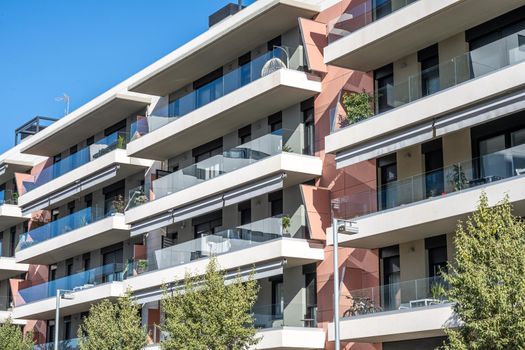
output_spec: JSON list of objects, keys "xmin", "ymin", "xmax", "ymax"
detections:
[
  {"xmin": 161, "ymin": 258, "xmax": 260, "ymax": 350},
  {"xmin": 0, "ymin": 318, "xmax": 34, "ymax": 350},
  {"xmin": 78, "ymin": 291, "xmax": 147, "ymax": 350},
  {"xmin": 341, "ymin": 90, "xmax": 374, "ymax": 125},
  {"xmin": 440, "ymin": 193, "xmax": 525, "ymax": 349}
]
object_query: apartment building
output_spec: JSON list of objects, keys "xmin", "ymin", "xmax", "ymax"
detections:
[{"xmin": 1, "ymin": 0, "xmax": 524, "ymax": 349}]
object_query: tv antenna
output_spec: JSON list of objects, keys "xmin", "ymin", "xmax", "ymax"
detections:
[{"xmin": 55, "ymin": 93, "xmax": 70, "ymax": 116}]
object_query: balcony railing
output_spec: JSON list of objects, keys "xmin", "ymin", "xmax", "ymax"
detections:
[
  {"xmin": 16, "ymin": 205, "xmax": 123, "ymax": 252},
  {"xmin": 17, "ymin": 263, "xmax": 124, "ymax": 305},
  {"xmin": 22, "ymin": 131, "xmax": 128, "ymax": 193},
  {"xmin": 127, "ymin": 131, "xmax": 285, "ymax": 209},
  {"xmin": 333, "ymin": 143, "xmax": 525, "ymax": 220},
  {"xmin": 339, "ymin": 276, "xmax": 450, "ymax": 318},
  {"xmin": 130, "ymin": 46, "xmax": 297, "ymax": 140},
  {"xmin": 252, "ymin": 303, "xmax": 318, "ymax": 329},
  {"xmin": 34, "ymin": 338, "xmax": 80, "ymax": 350},
  {"xmin": 328, "ymin": 0, "xmax": 419, "ymax": 44},
  {"xmin": 331, "ymin": 30, "xmax": 525, "ymax": 132},
  {"xmin": 127, "ymin": 216, "xmax": 283, "ymax": 276},
  {"xmin": 0, "ymin": 189, "xmax": 18, "ymax": 205}
]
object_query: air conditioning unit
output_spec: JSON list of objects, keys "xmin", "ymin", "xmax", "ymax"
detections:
[{"xmin": 336, "ymin": 220, "xmax": 358, "ymax": 235}]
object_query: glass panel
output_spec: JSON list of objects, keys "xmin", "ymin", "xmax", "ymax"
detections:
[
  {"xmin": 16, "ymin": 264, "xmax": 124, "ymax": 305},
  {"xmin": 23, "ymin": 131, "xmax": 128, "ymax": 193},
  {"xmin": 332, "ymin": 31, "xmax": 525, "ymax": 133},
  {"xmin": 130, "ymin": 46, "xmax": 298, "ymax": 136},
  {"xmin": 332, "ymin": 143, "xmax": 525, "ymax": 220},
  {"xmin": 16, "ymin": 206, "xmax": 110, "ymax": 252}
]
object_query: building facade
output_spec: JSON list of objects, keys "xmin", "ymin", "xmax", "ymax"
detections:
[{"xmin": 1, "ymin": 0, "xmax": 524, "ymax": 349}]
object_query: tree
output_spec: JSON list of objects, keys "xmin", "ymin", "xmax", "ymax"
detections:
[
  {"xmin": 0, "ymin": 318, "xmax": 34, "ymax": 350},
  {"xmin": 161, "ymin": 258, "xmax": 260, "ymax": 350},
  {"xmin": 78, "ymin": 291, "xmax": 147, "ymax": 350},
  {"xmin": 341, "ymin": 90, "xmax": 374, "ymax": 126},
  {"xmin": 440, "ymin": 193, "xmax": 525, "ymax": 349}
]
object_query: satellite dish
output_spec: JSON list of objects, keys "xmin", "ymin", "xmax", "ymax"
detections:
[{"xmin": 261, "ymin": 57, "xmax": 286, "ymax": 77}]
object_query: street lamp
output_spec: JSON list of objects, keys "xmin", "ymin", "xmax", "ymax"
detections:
[{"xmin": 55, "ymin": 289, "xmax": 74, "ymax": 350}]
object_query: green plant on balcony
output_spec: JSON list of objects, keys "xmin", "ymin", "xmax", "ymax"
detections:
[
  {"xmin": 448, "ymin": 163, "xmax": 468, "ymax": 192},
  {"xmin": 11, "ymin": 192, "xmax": 18, "ymax": 205},
  {"xmin": 116, "ymin": 134, "xmax": 126, "ymax": 149},
  {"xmin": 281, "ymin": 215, "xmax": 291, "ymax": 235},
  {"xmin": 341, "ymin": 90, "xmax": 374, "ymax": 126},
  {"xmin": 134, "ymin": 192, "xmax": 149, "ymax": 206},
  {"xmin": 136, "ymin": 259, "xmax": 148, "ymax": 274},
  {"xmin": 112, "ymin": 195, "xmax": 125, "ymax": 214},
  {"xmin": 431, "ymin": 281, "xmax": 447, "ymax": 302}
]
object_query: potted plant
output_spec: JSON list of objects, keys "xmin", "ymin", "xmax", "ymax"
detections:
[
  {"xmin": 341, "ymin": 90, "xmax": 374, "ymax": 126},
  {"xmin": 116, "ymin": 134, "xmax": 126, "ymax": 149},
  {"xmin": 281, "ymin": 215, "xmax": 291, "ymax": 236},
  {"xmin": 448, "ymin": 163, "xmax": 468, "ymax": 192},
  {"xmin": 112, "ymin": 195, "xmax": 125, "ymax": 214}
]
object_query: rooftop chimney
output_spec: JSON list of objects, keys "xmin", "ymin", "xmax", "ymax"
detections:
[{"xmin": 208, "ymin": 1, "xmax": 245, "ymax": 28}]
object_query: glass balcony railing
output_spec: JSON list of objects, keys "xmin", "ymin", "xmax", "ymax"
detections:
[
  {"xmin": 333, "ymin": 143, "xmax": 525, "ymax": 220},
  {"xmin": 16, "ymin": 205, "xmax": 122, "ymax": 252},
  {"xmin": 328, "ymin": 0, "xmax": 419, "ymax": 43},
  {"xmin": 251, "ymin": 303, "xmax": 318, "ymax": 329},
  {"xmin": 127, "ymin": 131, "xmax": 285, "ymax": 209},
  {"xmin": 130, "ymin": 46, "xmax": 296, "ymax": 140},
  {"xmin": 17, "ymin": 263, "xmax": 125, "ymax": 305},
  {"xmin": 127, "ymin": 216, "xmax": 283, "ymax": 276},
  {"xmin": 34, "ymin": 338, "xmax": 80, "ymax": 350},
  {"xmin": 0, "ymin": 189, "xmax": 18, "ymax": 205},
  {"xmin": 339, "ymin": 276, "xmax": 450, "ymax": 318},
  {"xmin": 331, "ymin": 30, "xmax": 525, "ymax": 132},
  {"xmin": 23, "ymin": 131, "xmax": 128, "ymax": 193}
]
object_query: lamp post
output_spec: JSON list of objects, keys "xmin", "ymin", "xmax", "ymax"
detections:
[
  {"xmin": 55, "ymin": 289, "xmax": 74, "ymax": 350},
  {"xmin": 332, "ymin": 214, "xmax": 340, "ymax": 350}
]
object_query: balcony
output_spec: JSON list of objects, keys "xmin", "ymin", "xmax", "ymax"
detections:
[
  {"xmin": 326, "ymin": 30, "xmax": 525, "ymax": 163},
  {"xmin": 125, "ymin": 132, "xmax": 322, "ymax": 230},
  {"xmin": 128, "ymin": 0, "xmax": 319, "ymax": 96},
  {"xmin": 0, "ymin": 190, "xmax": 27, "ymax": 231},
  {"xmin": 327, "ymin": 277, "xmax": 456, "ymax": 342},
  {"xmin": 15, "ymin": 206, "xmax": 129, "ymax": 264},
  {"xmin": 21, "ymin": 92, "xmax": 151, "ymax": 157},
  {"xmin": 128, "ymin": 56, "xmax": 321, "ymax": 160},
  {"xmin": 324, "ymin": 0, "xmax": 524, "ymax": 71},
  {"xmin": 330, "ymin": 143, "xmax": 525, "ymax": 248},
  {"xmin": 17, "ymin": 133, "xmax": 153, "ymax": 214},
  {"xmin": 124, "ymin": 222, "xmax": 324, "ymax": 296},
  {"xmin": 0, "ymin": 257, "xmax": 29, "ymax": 280},
  {"xmin": 34, "ymin": 338, "xmax": 80, "ymax": 350},
  {"xmin": 12, "ymin": 263, "xmax": 125, "ymax": 320}
]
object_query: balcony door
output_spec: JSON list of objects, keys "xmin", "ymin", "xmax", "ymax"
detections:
[
  {"xmin": 377, "ymin": 153, "xmax": 397, "ymax": 210},
  {"xmin": 380, "ymin": 245, "xmax": 400, "ymax": 311},
  {"xmin": 422, "ymin": 139, "xmax": 444, "ymax": 198}
]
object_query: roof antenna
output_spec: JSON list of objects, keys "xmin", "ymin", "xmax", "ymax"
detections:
[{"xmin": 55, "ymin": 93, "xmax": 70, "ymax": 116}]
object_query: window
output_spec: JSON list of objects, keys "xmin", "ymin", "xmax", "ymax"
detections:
[
  {"xmin": 374, "ymin": 64, "xmax": 394, "ymax": 114},
  {"xmin": 66, "ymin": 259, "xmax": 74, "ymax": 276},
  {"xmin": 304, "ymin": 264, "xmax": 317, "ymax": 327},
  {"xmin": 0, "ymin": 233, "xmax": 3, "ymax": 257},
  {"xmin": 302, "ymin": 98, "xmax": 315, "ymax": 155},
  {"xmin": 51, "ymin": 208, "xmax": 60, "ymax": 221},
  {"xmin": 374, "ymin": 0, "xmax": 392, "ymax": 20},
  {"xmin": 193, "ymin": 210, "xmax": 223, "ymax": 239},
  {"xmin": 103, "ymin": 180, "xmax": 125, "ymax": 215},
  {"xmin": 8, "ymin": 227, "xmax": 16, "ymax": 257},
  {"xmin": 422, "ymin": 138, "xmax": 444, "ymax": 198},
  {"xmin": 102, "ymin": 243, "xmax": 124, "ymax": 283},
  {"xmin": 238, "ymin": 125, "xmax": 251, "ymax": 145},
  {"xmin": 425, "ymin": 235, "xmax": 447, "ymax": 277},
  {"xmin": 47, "ymin": 321, "xmax": 55, "ymax": 344},
  {"xmin": 63, "ymin": 315, "xmax": 72, "ymax": 340},
  {"xmin": 268, "ymin": 112, "xmax": 282, "ymax": 134},
  {"xmin": 238, "ymin": 201, "xmax": 251, "ymax": 225},
  {"xmin": 49, "ymin": 264, "xmax": 57, "ymax": 282},
  {"xmin": 418, "ymin": 44, "xmax": 440, "ymax": 97},
  {"xmin": 238, "ymin": 52, "xmax": 252, "ymax": 87},
  {"xmin": 269, "ymin": 191, "xmax": 283, "ymax": 217},
  {"xmin": 380, "ymin": 245, "xmax": 400, "ymax": 309},
  {"xmin": 377, "ymin": 153, "xmax": 397, "ymax": 210},
  {"xmin": 83, "ymin": 253, "xmax": 91, "ymax": 271},
  {"xmin": 86, "ymin": 136, "xmax": 95, "ymax": 146},
  {"xmin": 271, "ymin": 276, "xmax": 284, "ymax": 319},
  {"xmin": 67, "ymin": 201, "xmax": 75, "ymax": 215}
]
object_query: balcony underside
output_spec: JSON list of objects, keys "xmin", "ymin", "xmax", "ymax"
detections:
[
  {"xmin": 127, "ymin": 70, "xmax": 321, "ymax": 160},
  {"xmin": 335, "ymin": 174, "xmax": 525, "ymax": 249},
  {"xmin": 12, "ymin": 282, "xmax": 124, "ymax": 320},
  {"xmin": 255, "ymin": 327, "xmax": 326, "ymax": 349},
  {"xmin": 18, "ymin": 150, "xmax": 153, "ymax": 214},
  {"xmin": 128, "ymin": 0, "xmax": 319, "ymax": 96},
  {"xmin": 324, "ymin": 0, "xmax": 524, "ymax": 71},
  {"xmin": 15, "ymin": 215, "xmax": 130, "ymax": 265},
  {"xmin": 0, "ymin": 257, "xmax": 29, "ymax": 280},
  {"xmin": 328, "ymin": 304, "xmax": 455, "ymax": 343},
  {"xmin": 21, "ymin": 93, "xmax": 151, "ymax": 157},
  {"xmin": 0, "ymin": 205, "xmax": 28, "ymax": 231}
]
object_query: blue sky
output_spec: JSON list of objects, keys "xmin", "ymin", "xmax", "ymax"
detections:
[{"xmin": 0, "ymin": 0, "xmax": 240, "ymax": 154}]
